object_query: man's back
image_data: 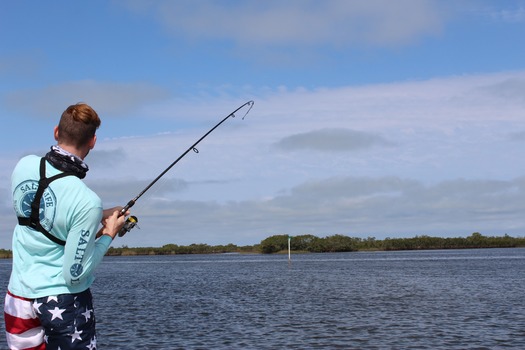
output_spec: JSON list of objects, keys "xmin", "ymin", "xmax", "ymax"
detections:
[{"xmin": 9, "ymin": 154, "xmax": 106, "ymax": 298}]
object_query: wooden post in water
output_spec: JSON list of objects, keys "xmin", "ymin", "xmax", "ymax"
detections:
[{"xmin": 288, "ymin": 235, "xmax": 291, "ymax": 263}]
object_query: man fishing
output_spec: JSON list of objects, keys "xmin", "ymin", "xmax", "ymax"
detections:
[{"xmin": 4, "ymin": 102, "xmax": 130, "ymax": 349}]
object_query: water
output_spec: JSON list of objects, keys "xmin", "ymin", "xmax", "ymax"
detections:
[{"xmin": 2, "ymin": 248, "xmax": 525, "ymax": 349}]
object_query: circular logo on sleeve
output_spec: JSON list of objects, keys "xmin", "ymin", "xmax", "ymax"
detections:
[
  {"xmin": 13, "ymin": 180, "xmax": 57, "ymax": 231},
  {"xmin": 70, "ymin": 263, "xmax": 84, "ymax": 277}
]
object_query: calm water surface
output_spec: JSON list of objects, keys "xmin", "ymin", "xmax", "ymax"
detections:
[{"xmin": 2, "ymin": 248, "xmax": 525, "ymax": 349}]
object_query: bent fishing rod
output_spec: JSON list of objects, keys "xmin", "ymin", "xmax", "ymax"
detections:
[{"xmin": 117, "ymin": 100, "xmax": 255, "ymax": 237}]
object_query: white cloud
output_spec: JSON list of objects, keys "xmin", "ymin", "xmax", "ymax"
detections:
[
  {"xmin": 491, "ymin": 5, "xmax": 525, "ymax": 23},
  {"xmin": 274, "ymin": 128, "xmax": 393, "ymax": 152},
  {"xmin": 1, "ymin": 70, "xmax": 525, "ymax": 248},
  {"xmin": 123, "ymin": 0, "xmax": 446, "ymax": 48},
  {"xmin": 109, "ymin": 175, "xmax": 525, "ymax": 247},
  {"xmin": 509, "ymin": 130, "xmax": 525, "ymax": 141},
  {"xmin": 3, "ymin": 80, "xmax": 170, "ymax": 119},
  {"xmin": 475, "ymin": 77, "xmax": 525, "ymax": 104}
]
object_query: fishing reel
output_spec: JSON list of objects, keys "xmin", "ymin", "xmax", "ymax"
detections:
[{"xmin": 118, "ymin": 215, "xmax": 139, "ymax": 237}]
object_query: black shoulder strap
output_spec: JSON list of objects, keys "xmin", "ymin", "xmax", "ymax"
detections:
[{"xmin": 17, "ymin": 158, "xmax": 76, "ymax": 246}]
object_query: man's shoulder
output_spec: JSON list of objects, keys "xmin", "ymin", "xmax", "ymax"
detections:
[
  {"xmin": 12, "ymin": 155, "xmax": 41, "ymax": 183},
  {"xmin": 15, "ymin": 154, "xmax": 40, "ymax": 167},
  {"xmin": 58, "ymin": 176, "xmax": 100, "ymax": 200}
]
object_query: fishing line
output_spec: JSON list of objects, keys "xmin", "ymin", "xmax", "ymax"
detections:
[{"xmin": 117, "ymin": 100, "xmax": 254, "ymax": 237}]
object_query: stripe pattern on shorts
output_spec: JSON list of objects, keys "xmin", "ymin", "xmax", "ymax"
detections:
[{"xmin": 4, "ymin": 291, "xmax": 45, "ymax": 350}]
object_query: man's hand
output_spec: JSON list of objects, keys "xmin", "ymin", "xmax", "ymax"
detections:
[
  {"xmin": 101, "ymin": 206, "xmax": 124, "ymax": 223},
  {"xmin": 96, "ymin": 207, "xmax": 131, "ymax": 239}
]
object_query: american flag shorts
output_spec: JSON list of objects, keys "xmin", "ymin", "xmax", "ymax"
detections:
[{"xmin": 4, "ymin": 289, "xmax": 97, "ymax": 350}]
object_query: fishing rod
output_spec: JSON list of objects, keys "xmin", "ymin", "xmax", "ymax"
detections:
[{"xmin": 117, "ymin": 100, "xmax": 255, "ymax": 237}]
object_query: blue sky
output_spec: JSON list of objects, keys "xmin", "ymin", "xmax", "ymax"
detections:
[{"xmin": 1, "ymin": 0, "xmax": 524, "ymax": 249}]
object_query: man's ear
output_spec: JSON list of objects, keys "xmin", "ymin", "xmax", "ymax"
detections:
[
  {"xmin": 54, "ymin": 126, "xmax": 59, "ymax": 141},
  {"xmin": 89, "ymin": 135, "xmax": 97, "ymax": 149}
]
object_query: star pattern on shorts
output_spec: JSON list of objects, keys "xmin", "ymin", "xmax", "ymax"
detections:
[
  {"xmin": 29, "ymin": 291, "xmax": 96, "ymax": 348},
  {"xmin": 48, "ymin": 306, "xmax": 66, "ymax": 321},
  {"xmin": 70, "ymin": 326, "xmax": 83, "ymax": 343},
  {"xmin": 86, "ymin": 336, "xmax": 97, "ymax": 350},
  {"xmin": 33, "ymin": 300, "xmax": 43, "ymax": 314},
  {"xmin": 82, "ymin": 307, "xmax": 93, "ymax": 321}
]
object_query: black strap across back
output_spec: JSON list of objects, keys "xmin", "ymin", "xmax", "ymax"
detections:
[{"xmin": 17, "ymin": 158, "xmax": 76, "ymax": 246}]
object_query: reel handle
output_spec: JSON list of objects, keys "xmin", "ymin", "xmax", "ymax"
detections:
[{"xmin": 118, "ymin": 215, "xmax": 139, "ymax": 237}]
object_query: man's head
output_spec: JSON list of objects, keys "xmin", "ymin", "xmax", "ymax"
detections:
[{"xmin": 55, "ymin": 103, "xmax": 100, "ymax": 156}]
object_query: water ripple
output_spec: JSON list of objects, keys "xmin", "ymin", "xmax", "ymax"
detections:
[{"xmin": 8, "ymin": 248, "xmax": 521, "ymax": 349}]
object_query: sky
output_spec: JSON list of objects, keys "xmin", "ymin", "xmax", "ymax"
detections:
[{"xmin": 0, "ymin": 0, "xmax": 524, "ymax": 249}]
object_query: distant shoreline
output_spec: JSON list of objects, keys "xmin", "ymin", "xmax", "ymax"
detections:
[
  {"xmin": 1, "ymin": 232, "xmax": 523, "ymax": 259},
  {"xmin": 1, "ymin": 245, "xmax": 522, "ymax": 260}
]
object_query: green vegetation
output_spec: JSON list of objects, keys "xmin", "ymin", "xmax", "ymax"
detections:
[
  {"xmin": 95, "ymin": 232, "xmax": 525, "ymax": 255},
  {"xmin": 105, "ymin": 243, "xmax": 258, "ymax": 256},
  {"xmin": 0, "ymin": 249, "xmax": 12, "ymax": 259},
  {"xmin": 0, "ymin": 233, "xmax": 523, "ymax": 259},
  {"xmin": 260, "ymin": 232, "xmax": 525, "ymax": 253}
]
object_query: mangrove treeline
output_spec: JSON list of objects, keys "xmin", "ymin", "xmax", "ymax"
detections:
[
  {"xmin": 105, "ymin": 232, "xmax": 525, "ymax": 255},
  {"xmin": 78, "ymin": 232, "xmax": 525, "ymax": 256},
  {"xmin": 259, "ymin": 232, "xmax": 525, "ymax": 253},
  {"xmin": 0, "ymin": 232, "xmax": 523, "ymax": 259}
]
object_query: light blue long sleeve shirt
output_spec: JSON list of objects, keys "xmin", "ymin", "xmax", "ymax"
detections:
[{"xmin": 8, "ymin": 155, "xmax": 112, "ymax": 298}]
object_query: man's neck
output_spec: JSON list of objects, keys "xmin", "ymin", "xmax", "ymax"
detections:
[{"xmin": 56, "ymin": 143, "xmax": 87, "ymax": 160}]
